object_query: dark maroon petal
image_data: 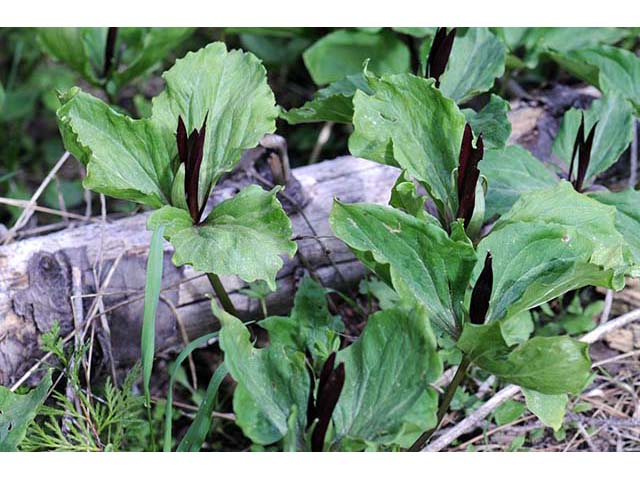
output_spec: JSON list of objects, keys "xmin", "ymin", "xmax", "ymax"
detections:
[
  {"xmin": 180, "ymin": 115, "xmax": 209, "ymax": 223},
  {"xmin": 456, "ymin": 124, "xmax": 483, "ymax": 228},
  {"xmin": 427, "ymin": 27, "xmax": 456, "ymax": 87},
  {"xmin": 575, "ymin": 121, "xmax": 597, "ymax": 192},
  {"xmin": 176, "ymin": 116, "xmax": 188, "ymax": 167},
  {"xmin": 469, "ymin": 252, "xmax": 493, "ymax": 325},
  {"xmin": 103, "ymin": 27, "xmax": 119, "ymax": 77},
  {"xmin": 311, "ymin": 361, "xmax": 345, "ymax": 452}
]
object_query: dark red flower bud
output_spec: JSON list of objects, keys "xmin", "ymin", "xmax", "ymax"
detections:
[
  {"xmin": 456, "ymin": 123, "xmax": 484, "ymax": 228},
  {"xmin": 306, "ymin": 351, "xmax": 345, "ymax": 452},
  {"xmin": 568, "ymin": 113, "xmax": 597, "ymax": 193},
  {"xmin": 426, "ymin": 27, "xmax": 456, "ymax": 88},
  {"xmin": 103, "ymin": 27, "xmax": 119, "ymax": 78},
  {"xmin": 176, "ymin": 114, "xmax": 208, "ymax": 224},
  {"xmin": 469, "ymin": 252, "xmax": 493, "ymax": 325}
]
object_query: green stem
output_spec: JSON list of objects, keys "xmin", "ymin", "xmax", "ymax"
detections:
[
  {"xmin": 207, "ymin": 272, "xmax": 238, "ymax": 317},
  {"xmin": 408, "ymin": 355, "xmax": 471, "ymax": 452}
]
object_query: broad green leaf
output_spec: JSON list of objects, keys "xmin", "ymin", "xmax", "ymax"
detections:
[
  {"xmin": 1, "ymin": 371, "xmax": 52, "ymax": 451},
  {"xmin": 152, "ymin": 42, "xmax": 278, "ymax": 206},
  {"xmin": 552, "ymin": 93, "xmax": 633, "ymax": 182},
  {"xmin": 142, "ymin": 224, "xmax": 165, "ymax": 407},
  {"xmin": 439, "ymin": 28, "xmax": 506, "ymax": 103},
  {"xmin": 259, "ymin": 276, "xmax": 343, "ymax": 365},
  {"xmin": 494, "ymin": 400, "xmax": 526, "ymax": 426},
  {"xmin": 458, "ymin": 322, "xmax": 591, "ymax": 394},
  {"xmin": 57, "ymin": 88, "xmax": 175, "ymax": 208},
  {"xmin": 303, "ymin": 30, "xmax": 410, "ymax": 85},
  {"xmin": 522, "ymin": 388, "xmax": 568, "ymax": 431},
  {"xmin": 500, "ymin": 310, "xmax": 534, "ymax": 347},
  {"xmin": 239, "ymin": 33, "xmax": 311, "ymax": 67},
  {"xmin": 177, "ymin": 362, "xmax": 228, "ymax": 452},
  {"xmin": 463, "ymin": 94, "xmax": 512, "ymax": 150},
  {"xmin": 503, "ymin": 28, "xmax": 627, "ymax": 68},
  {"xmin": 38, "ymin": 28, "xmax": 104, "ymax": 83},
  {"xmin": 281, "ymin": 73, "xmax": 374, "ymax": 124},
  {"xmin": 388, "ymin": 173, "xmax": 437, "ymax": 224},
  {"xmin": 217, "ymin": 302, "xmax": 309, "ymax": 447},
  {"xmin": 480, "ymin": 145, "xmax": 558, "ymax": 218},
  {"xmin": 332, "ymin": 305, "xmax": 442, "ymax": 447},
  {"xmin": 349, "ymin": 73, "xmax": 466, "ymax": 214},
  {"xmin": 479, "ymin": 182, "xmax": 634, "ymax": 323},
  {"xmin": 148, "ymin": 185, "xmax": 296, "ymax": 289},
  {"xmin": 551, "ymin": 46, "xmax": 640, "ymax": 114},
  {"xmin": 330, "ymin": 201, "xmax": 476, "ymax": 337},
  {"xmin": 111, "ymin": 28, "xmax": 195, "ymax": 88},
  {"xmin": 590, "ymin": 189, "xmax": 640, "ymax": 266}
]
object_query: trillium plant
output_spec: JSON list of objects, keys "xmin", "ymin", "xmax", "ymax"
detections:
[
  {"xmin": 46, "ymin": 30, "xmax": 640, "ymax": 452},
  {"xmin": 57, "ymin": 42, "xmax": 298, "ymax": 314}
]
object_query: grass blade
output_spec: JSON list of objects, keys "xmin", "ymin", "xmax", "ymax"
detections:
[
  {"xmin": 142, "ymin": 224, "xmax": 165, "ymax": 408},
  {"xmin": 163, "ymin": 331, "xmax": 220, "ymax": 452},
  {"xmin": 176, "ymin": 362, "xmax": 228, "ymax": 452}
]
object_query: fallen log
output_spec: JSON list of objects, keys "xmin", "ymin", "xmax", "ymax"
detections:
[{"xmin": 0, "ymin": 85, "xmax": 598, "ymax": 385}]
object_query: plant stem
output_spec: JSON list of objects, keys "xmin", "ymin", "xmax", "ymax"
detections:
[
  {"xmin": 206, "ymin": 272, "xmax": 238, "ymax": 317},
  {"xmin": 408, "ymin": 355, "xmax": 472, "ymax": 452}
]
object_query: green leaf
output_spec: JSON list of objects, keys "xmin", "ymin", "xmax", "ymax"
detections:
[
  {"xmin": 552, "ymin": 93, "xmax": 633, "ymax": 182},
  {"xmin": 500, "ymin": 310, "xmax": 534, "ymax": 346},
  {"xmin": 303, "ymin": 30, "xmax": 410, "ymax": 85},
  {"xmin": 463, "ymin": 94, "xmax": 512, "ymax": 150},
  {"xmin": 388, "ymin": 171, "xmax": 436, "ymax": 223},
  {"xmin": 152, "ymin": 42, "xmax": 278, "ymax": 205},
  {"xmin": 57, "ymin": 88, "xmax": 175, "ymax": 208},
  {"xmin": 111, "ymin": 28, "xmax": 195, "ymax": 88},
  {"xmin": 148, "ymin": 185, "xmax": 296, "ymax": 289},
  {"xmin": 590, "ymin": 189, "xmax": 640, "ymax": 267},
  {"xmin": 522, "ymin": 388, "xmax": 567, "ymax": 431},
  {"xmin": 551, "ymin": 46, "xmax": 640, "ymax": 114},
  {"xmin": 177, "ymin": 362, "xmax": 228, "ymax": 452},
  {"xmin": 479, "ymin": 182, "xmax": 634, "ymax": 323},
  {"xmin": 439, "ymin": 28, "xmax": 506, "ymax": 103},
  {"xmin": 217, "ymin": 302, "xmax": 310, "ymax": 447},
  {"xmin": 330, "ymin": 201, "xmax": 477, "ymax": 337},
  {"xmin": 349, "ymin": 73, "xmax": 466, "ymax": 214},
  {"xmin": 281, "ymin": 73, "xmax": 374, "ymax": 124},
  {"xmin": 142, "ymin": 224, "xmax": 165, "ymax": 407},
  {"xmin": 458, "ymin": 322, "xmax": 591, "ymax": 394},
  {"xmin": 239, "ymin": 34, "xmax": 311, "ymax": 67},
  {"xmin": 1, "ymin": 371, "xmax": 52, "ymax": 451},
  {"xmin": 480, "ymin": 145, "xmax": 558, "ymax": 218},
  {"xmin": 38, "ymin": 28, "xmax": 104, "ymax": 83},
  {"xmin": 494, "ymin": 400, "xmax": 526, "ymax": 426},
  {"xmin": 259, "ymin": 276, "xmax": 343, "ymax": 365},
  {"xmin": 332, "ymin": 305, "xmax": 442, "ymax": 447}
]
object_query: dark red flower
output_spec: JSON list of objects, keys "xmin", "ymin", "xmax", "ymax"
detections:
[
  {"xmin": 456, "ymin": 123, "xmax": 484, "ymax": 228},
  {"xmin": 176, "ymin": 115, "xmax": 208, "ymax": 224}
]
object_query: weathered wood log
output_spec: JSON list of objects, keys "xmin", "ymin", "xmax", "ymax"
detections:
[{"xmin": 0, "ymin": 85, "xmax": 598, "ymax": 385}]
